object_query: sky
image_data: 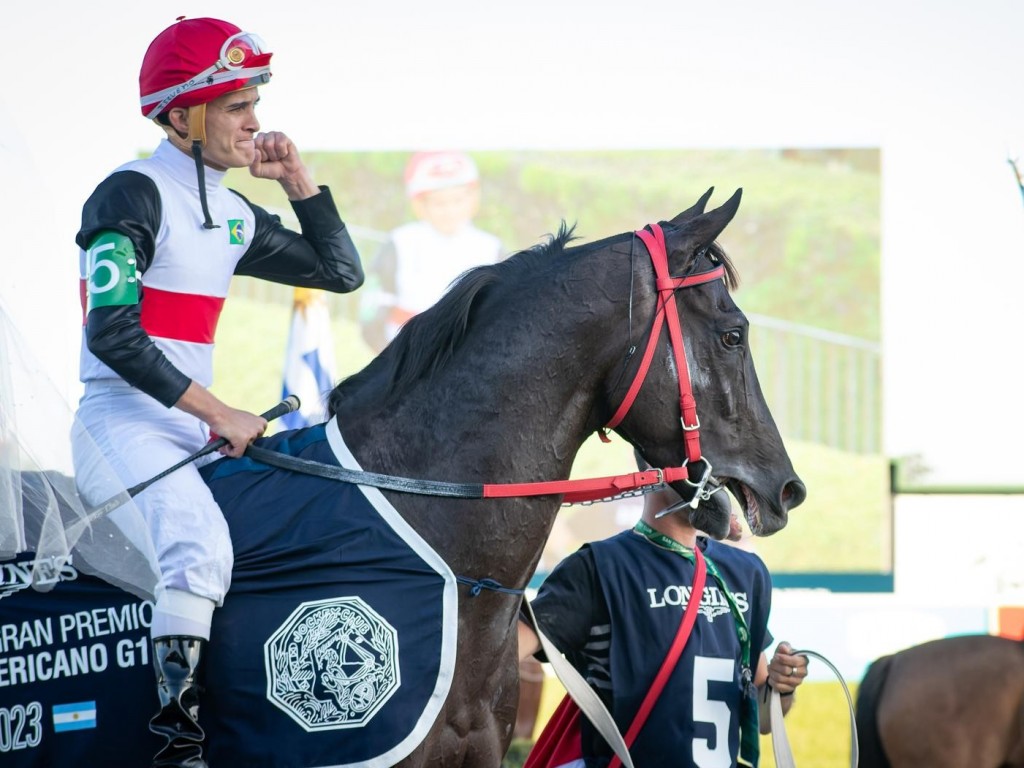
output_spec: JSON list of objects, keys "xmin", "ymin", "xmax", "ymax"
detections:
[{"xmin": 2, "ymin": 0, "xmax": 1022, "ymax": 484}]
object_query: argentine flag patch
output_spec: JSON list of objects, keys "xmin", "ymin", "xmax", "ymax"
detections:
[{"xmin": 52, "ymin": 701, "xmax": 96, "ymax": 732}]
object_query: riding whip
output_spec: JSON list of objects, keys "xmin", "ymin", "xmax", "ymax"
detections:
[{"xmin": 78, "ymin": 395, "xmax": 300, "ymax": 526}]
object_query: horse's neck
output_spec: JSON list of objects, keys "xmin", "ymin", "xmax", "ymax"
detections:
[
  {"xmin": 336, "ymin": 265, "xmax": 638, "ymax": 583},
  {"xmin": 346, "ymin": 292, "xmax": 629, "ymax": 481}
]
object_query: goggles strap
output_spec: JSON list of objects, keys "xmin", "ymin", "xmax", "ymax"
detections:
[
  {"xmin": 186, "ymin": 104, "xmax": 217, "ymax": 229},
  {"xmin": 187, "ymin": 104, "xmax": 217, "ymax": 229},
  {"xmin": 191, "ymin": 142, "xmax": 217, "ymax": 230},
  {"xmin": 185, "ymin": 109, "xmax": 216, "ymax": 231}
]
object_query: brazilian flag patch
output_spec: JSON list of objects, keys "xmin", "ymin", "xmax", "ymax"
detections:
[{"xmin": 228, "ymin": 219, "xmax": 245, "ymax": 244}]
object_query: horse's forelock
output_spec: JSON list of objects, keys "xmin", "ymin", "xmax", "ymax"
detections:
[{"xmin": 706, "ymin": 242, "xmax": 740, "ymax": 291}]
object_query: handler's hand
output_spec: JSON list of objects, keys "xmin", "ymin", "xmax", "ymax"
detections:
[
  {"xmin": 767, "ymin": 641, "xmax": 807, "ymax": 695},
  {"xmin": 250, "ymin": 131, "xmax": 319, "ymax": 200}
]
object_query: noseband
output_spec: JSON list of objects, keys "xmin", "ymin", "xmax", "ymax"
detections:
[{"xmin": 602, "ymin": 223, "xmax": 724, "ymax": 506}]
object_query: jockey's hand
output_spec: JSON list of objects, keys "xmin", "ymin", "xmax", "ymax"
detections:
[
  {"xmin": 767, "ymin": 641, "xmax": 807, "ymax": 696},
  {"xmin": 250, "ymin": 131, "xmax": 319, "ymax": 200},
  {"xmin": 207, "ymin": 408, "xmax": 268, "ymax": 458}
]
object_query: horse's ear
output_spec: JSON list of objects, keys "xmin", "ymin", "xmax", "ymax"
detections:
[
  {"xmin": 669, "ymin": 187, "xmax": 715, "ymax": 226},
  {"xmin": 676, "ymin": 188, "xmax": 742, "ymax": 249}
]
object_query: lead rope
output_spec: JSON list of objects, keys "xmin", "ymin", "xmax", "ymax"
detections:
[{"xmin": 768, "ymin": 649, "xmax": 859, "ymax": 768}]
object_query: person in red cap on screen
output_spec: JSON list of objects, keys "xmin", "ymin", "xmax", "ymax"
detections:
[
  {"xmin": 360, "ymin": 151, "xmax": 503, "ymax": 351},
  {"xmin": 74, "ymin": 16, "xmax": 363, "ymax": 767}
]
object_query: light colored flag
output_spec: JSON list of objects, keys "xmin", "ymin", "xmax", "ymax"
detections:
[
  {"xmin": 52, "ymin": 701, "xmax": 97, "ymax": 732},
  {"xmin": 281, "ymin": 288, "xmax": 336, "ymax": 430}
]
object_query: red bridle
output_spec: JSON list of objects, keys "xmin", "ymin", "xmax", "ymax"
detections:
[
  {"xmin": 321, "ymin": 221, "xmax": 728, "ymax": 508},
  {"xmin": 602, "ymin": 223, "xmax": 724, "ymax": 489}
]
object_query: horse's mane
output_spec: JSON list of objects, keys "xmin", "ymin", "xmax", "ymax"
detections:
[
  {"xmin": 327, "ymin": 221, "xmax": 737, "ymax": 415},
  {"xmin": 328, "ymin": 223, "xmax": 583, "ymax": 414}
]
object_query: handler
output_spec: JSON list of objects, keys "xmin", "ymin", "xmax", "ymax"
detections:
[
  {"xmin": 518, "ymin": 452, "xmax": 806, "ymax": 767},
  {"xmin": 75, "ymin": 16, "xmax": 363, "ymax": 767}
]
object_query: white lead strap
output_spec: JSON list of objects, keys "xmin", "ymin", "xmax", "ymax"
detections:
[
  {"xmin": 523, "ymin": 599, "xmax": 635, "ymax": 768},
  {"xmin": 769, "ymin": 649, "xmax": 859, "ymax": 768}
]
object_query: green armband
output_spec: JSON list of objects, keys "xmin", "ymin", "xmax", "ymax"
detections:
[{"xmin": 85, "ymin": 231, "xmax": 139, "ymax": 312}]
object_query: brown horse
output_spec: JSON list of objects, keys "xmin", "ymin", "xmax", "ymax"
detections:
[
  {"xmin": 856, "ymin": 634, "xmax": 1024, "ymax": 768},
  {"xmin": 326, "ymin": 188, "xmax": 806, "ymax": 765}
]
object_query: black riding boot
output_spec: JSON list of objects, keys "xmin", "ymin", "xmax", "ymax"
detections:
[{"xmin": 149, "ymin": 636, "xmax": 209, "ymax": 768}]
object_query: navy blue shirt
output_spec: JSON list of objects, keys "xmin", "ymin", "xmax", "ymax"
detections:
[{"xmin": 531, "ymin": 530, "xmax": 773, "ymax": 767}]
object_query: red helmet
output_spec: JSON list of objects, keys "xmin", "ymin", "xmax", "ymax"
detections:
[{"xmin": 139, "ymin": 17, "xmax": 272, "ymax": 120}]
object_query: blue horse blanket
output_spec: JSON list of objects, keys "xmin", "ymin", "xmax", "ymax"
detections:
[{"xmin": 0, "ymin": 418, "xmax": 457, "ymax": 768}]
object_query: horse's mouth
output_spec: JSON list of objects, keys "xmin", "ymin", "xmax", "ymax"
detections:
[{"xmin": 711, "ymin": 476, "xmax": 777, "ymax": 536}]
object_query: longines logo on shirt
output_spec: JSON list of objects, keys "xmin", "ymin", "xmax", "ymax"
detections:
[
  {"xmin": 646, "ymin": 584, "xmax": 749, "ymax": 622},
  {"xmin": 0, "ymin": 556, "xmax": 78, "ymax": 601}
]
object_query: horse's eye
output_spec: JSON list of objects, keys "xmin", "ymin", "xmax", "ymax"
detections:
[{"xmin": 721, "ymin": 329, "xmax": 743, "ymax": 347}]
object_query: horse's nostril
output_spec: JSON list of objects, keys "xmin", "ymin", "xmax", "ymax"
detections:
[{"xmin": 781, "ymin": 479, "xmax": 807, "ymax": 510}]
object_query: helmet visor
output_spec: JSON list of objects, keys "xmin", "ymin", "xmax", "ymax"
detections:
[{"xmin": 141, "ymin": 31, "xmax": 271, "ymax": 119}]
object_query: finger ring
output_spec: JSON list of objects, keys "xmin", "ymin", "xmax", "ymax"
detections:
[{"xmin": 790, "ymin": 666, "xmax": 797, "ymax": 676}]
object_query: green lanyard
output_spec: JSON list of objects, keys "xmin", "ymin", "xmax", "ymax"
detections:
[{"xmin": 633, "ymin": 521, "xmax": 760, "ymax": 766}]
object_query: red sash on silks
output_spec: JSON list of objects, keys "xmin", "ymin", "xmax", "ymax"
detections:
[{"xmin": 524, "ymin": 547, "xmax": 708, "ymax": 768}]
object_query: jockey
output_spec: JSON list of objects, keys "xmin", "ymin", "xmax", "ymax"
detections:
[
  {"xmin": 359, "ymin": 150, "xmax": 503, "ymax": 351},
  {"xmin": 74, "ymin": 17, "xmax": 363, "ymax": 767}
]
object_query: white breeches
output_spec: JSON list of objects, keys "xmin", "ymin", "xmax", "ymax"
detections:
[{"xmin": 75, "ymin": 382, "xmax": 233, "ymax": 607}]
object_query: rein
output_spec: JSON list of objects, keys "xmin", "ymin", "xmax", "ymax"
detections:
[{"xmin": 244, "ymin": 443, "xmax": 678, "ymax": 505}]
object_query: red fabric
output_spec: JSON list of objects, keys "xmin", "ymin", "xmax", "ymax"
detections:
[
  {"xmin": 524, "ymin": 694, "xmax": 583, "ymax": 768},
  {"xmin": 140, "ymin": 287, "xmax": 225, "ymax": 344}
]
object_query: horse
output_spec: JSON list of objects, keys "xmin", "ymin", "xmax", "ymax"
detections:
[
  {"xmin": 322, "ymin": 187, "xmax": 806, "ymax": 765},
  {"xmin": 1, "ymin": 188, "xmax": 805, "ymax": 768},
  {"xmin": 855, "ymin": 634, "xmax": 1024, "ymax": 768}
]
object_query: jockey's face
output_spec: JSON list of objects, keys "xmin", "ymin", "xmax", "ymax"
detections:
[{"xmin": 200, "ymin": 88, "xmax": 262, "ymax": 171}]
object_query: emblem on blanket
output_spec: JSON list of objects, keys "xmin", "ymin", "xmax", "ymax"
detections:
[{"xmin": 265, "ymin": 596, "xmax": 400, "ymax": 731}]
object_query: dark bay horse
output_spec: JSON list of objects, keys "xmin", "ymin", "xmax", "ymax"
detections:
[
  {"xmin": 0, "ymin": 188, "xmax": 804, "ymax": 768},
  {"xmin": 326, "ymin": 188, "xmax": 806, "ymax": 765},
  {"xmin": 856, "ymin": 634, "xmax": 1024, "ymax": 768}
]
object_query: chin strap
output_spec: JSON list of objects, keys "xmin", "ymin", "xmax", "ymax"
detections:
[{"xmin": 187, "ymin": 104, "xmax": 218, "ymax": 230}]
